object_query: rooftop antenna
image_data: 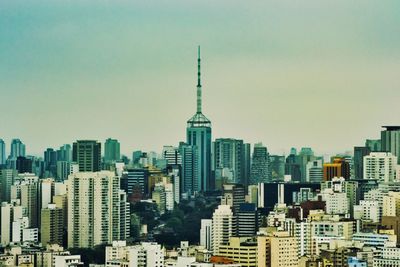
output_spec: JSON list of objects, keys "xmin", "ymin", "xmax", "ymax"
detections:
[{"xmin": 197, "ymin": 46, "xmax": 202, "ymax": 114}]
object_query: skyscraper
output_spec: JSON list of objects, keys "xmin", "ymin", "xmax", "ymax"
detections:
[
  {"xmin": 9, "ymin": 138, "xmax": 25, "ymax": 159},
  {"xmin": 186, "ymin": 46, "xmax": 212, "ymax": 192},
  {"xmin": 381, "ymin": 126, "xmax": 400, "ymax": 164},
  {"xmin": 44, "ymin": 148, "xmax": 58, "ymax": 177},
  {"xmin": 323, "ymin": 157, "xmax": 350, "ymax": 181},
  {"xmin": 354, "ymin": 146, "xmax": 371, "ymax": 179},
  {"xmin": 16, "ymin": 156, "xmax": 33, "ymax": 173},
  {"xmin": 242, "ymin": 143, "xmax": 251, "ymax": 187},
  {"xmin": 57, "ymin": 144, "xmax": 72, "ymax": 162},
  {"xmin": 72, "ymin": 140, "xmax": 101, "ymax": 172},
  {"xmin": 297, "ymin": 147, "xmax": 317, "ymax": 182},
  {"xmin": 68, "ymin": 171, "xmax": 127, "ymax": 248},
  {"xmin": 285, "ymin": 152, "xmax": 301, "ymax": 182},
  {"xmin": 250, "ymin": 143, "xmax": 271, "ymax": 184},
  {"xmin": 0, "ymin": 169, "xmax": 15, "ymax": 202},
  {"xmin": 179, "ymin": 143, "xmax": 198, "ymax": 195},
  {"xmin": 214, "ymin": 138, "xmax": 244, "ymax": 184},
  {"xmin": 365, "ymin": 139, "xmax": 381, "ymax": 152},
  {"xmin": 0, "ymin": 139, "xmax": 5, "ymax": 166},
  {"xmin": 104, "ymin": 138, "xmax": 121, "ymax": 163},
  {"xmin": 270, "ymin": 155, "xmax": 286, "ymax": 181}
]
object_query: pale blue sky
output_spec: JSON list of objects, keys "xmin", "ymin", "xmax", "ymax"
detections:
[{"xmin": 1, "ymin": 0, "xmax": 399, "ymax": 156}]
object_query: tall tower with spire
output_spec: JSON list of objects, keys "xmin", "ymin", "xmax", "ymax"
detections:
[{"xmin": 186, "ymin": 46, "xmax": 212, "ymax": 192}]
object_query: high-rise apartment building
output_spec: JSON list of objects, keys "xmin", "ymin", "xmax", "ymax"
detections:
[
  {"xmin": 72, "ymin": 140, "xmax": 101, "ymax": 172},
  {"xmin": 152, "ymin": 182, "xmax": 166, "ymax": 214},
  {"xmin": 1, "ymin": 169, "xmax": 15, "ymax": 202},
  {"xmin": 1, "ymin": 201, "xmax": 29, "ymax": 246},
  {"xmin": 250, "ymin": 143, "xmax": 271, "ymax": 184},
  {"xmin": 68, "ymin": 171, "xmax": 128, "ymax": 248},
  {"xmin": 104, "ymin": 138, "xmax": 120, "ymax": 163},
  {"xmin": 118, "ymin": 190, "xmax": 130, "ymax": 241},
  {"xmin": 0, "ymin": 202, "xmax": 13, "ymax": 246},
  {"xmin": 221, "ymin": 183, "xmax": 245, "ymax": 213},
  {"xmin": 364, "ymin": 152, "xmax": 396, "ymax": 182},
  {"xmin": 383, "ymin": 191, "xmax": 400, "ymax": 217},
  {"xmin": 40, "ymin": 178, "xmax": 55, "ymax": 211},
  {"xmin": 321, "ymin": 177, "xmax": 358, "ymax": 215},
  {"xmin": 41, "ymin": 204, "xmax": 64, "ymax": 246},
  {"xmin": 258, "ymin": 231, "xmax": 298, "ymax": 267},
  {"xmin": 200, "ymin": 219, "xmax": 212, "ymax": 251},
  {"xmin": 11, "ymin": 173, "xmax": 39, "ymax": 228},
  {"xmin": 381, "ymin": 126, "xmax": 400, "ymax": 164},
  {"xmin": 212, "ymin": 205, "xmax": 234, "ymax": 255},
  {"xmin": 186, "ymin": 47, "xmax": 212, "ymax": 192},
  {"xmin": 162, "ymin": 146, "xmax": 182, "ymax": 166}
]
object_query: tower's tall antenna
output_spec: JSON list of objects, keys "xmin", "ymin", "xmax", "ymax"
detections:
[{"xmin": 197, "ymin": 45, "xmax": 202, "ymax": 114}]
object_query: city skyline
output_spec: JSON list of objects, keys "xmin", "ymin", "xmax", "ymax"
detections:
[{"xmin": 1, "ymin": 0, "xmax": 400, "ymax": 156}]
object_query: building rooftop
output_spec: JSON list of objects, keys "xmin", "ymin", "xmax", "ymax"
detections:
[
  {"xmin": 382, "ymin": 126, "xmax": 400, "ymax": 131},
  {"xmin": 187, "ymin": 112, "xmax": 211, "ymax": 128}
]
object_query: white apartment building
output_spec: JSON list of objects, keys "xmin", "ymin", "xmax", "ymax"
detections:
[
  {"xmin": 54, "ymin": 255, "xmax": 84, "ymax": 267},
  {"xmin": 105, "ymin": 241, "xmax": 164, "ymax": 267},
  {"xmin": 212, "ymin": 205, "xmax": 233, "ymax": 255},
  {"xmin": 319, "ymin": 189, "xmax": 349, "ymax": 215},
  {"xmin": 374, "ymin": 247, "xmax": 400, "ymax": 267},
  {"xmin": 364, "ymin": 152, "xmax": 397, "ymax": 182},
  {"xmin": 383, "ymin": 191, "xmax": 400, "ymax": 217},
  {"xmin": 200, "ymin": 219, "xmax": 212, "ymax": 251},
  {"xmin": 165, "ymin": 183, "xmax": 174, "ymax": 211},
  {"xmin": 353, "ymin": 200, "xmax": 380, "ymax": 223},
  {"xmin": 352, "ymin": 232, "xmax": 397, "ymax": 248},
  {"xmin": 68, "ymin": 171, "xmax": 129, "ymax": 248}
]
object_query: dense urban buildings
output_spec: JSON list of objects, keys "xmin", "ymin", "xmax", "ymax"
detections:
[{"xmin": 0, "ymin": 49, "xmax": 399, "ymax": 267}]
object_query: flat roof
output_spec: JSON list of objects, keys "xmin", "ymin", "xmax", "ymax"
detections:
[{"xmin": 382, "ymin": 126, "xmax": 400, "ymax": 131}]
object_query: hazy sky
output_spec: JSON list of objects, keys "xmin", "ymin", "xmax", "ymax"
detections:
[{"xmin": 1, "ymin": 0, "xmax": 400, "ymax": 157}]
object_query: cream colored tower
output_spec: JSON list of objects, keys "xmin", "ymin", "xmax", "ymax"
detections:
[{"xmin": 68, "ymin": 171, "xmax": 125, "ymax": 248}]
